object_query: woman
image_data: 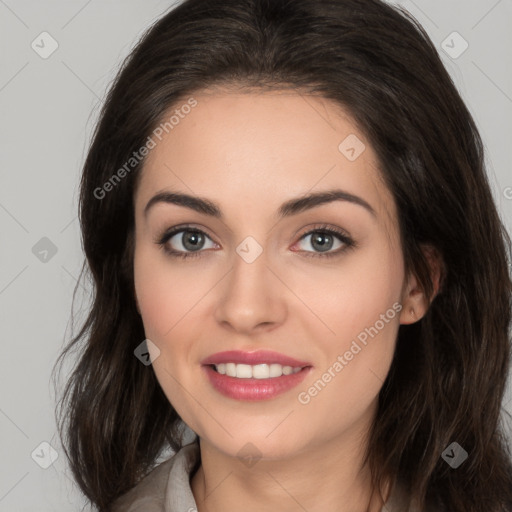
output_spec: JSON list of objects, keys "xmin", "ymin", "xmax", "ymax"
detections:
[{"xmin": 53, "ymin": 0, "xmax": 512, "ymax": 511}]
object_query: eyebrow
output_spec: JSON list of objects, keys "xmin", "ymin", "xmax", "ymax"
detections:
[{"xmin": 143, "ymin": 188, "xmax": 376, "ymax": 220}]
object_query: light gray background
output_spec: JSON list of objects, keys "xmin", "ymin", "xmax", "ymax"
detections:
[{"xmin": 1, "ymin": 0, "xmax": 511, "ymax": 510}]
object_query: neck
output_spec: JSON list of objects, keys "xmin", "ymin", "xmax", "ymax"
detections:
[{"xmin": 190, "ymin": 425, "xmax": 392, "ymax": 512}]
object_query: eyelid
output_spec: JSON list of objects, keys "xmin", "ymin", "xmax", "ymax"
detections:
[
  {"xmin": 155, "ymin": 222, "xmax": 356, "ymax": 259},
  {"xmin": 291, "ymin": 223, "xmax": 355, "ymax": 258},
  {"xmin": 153, "ymin": 222, "xmax": 215, "ymax": 242}
]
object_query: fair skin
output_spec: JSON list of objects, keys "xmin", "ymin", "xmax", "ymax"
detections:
[{"xmin": 133, "ymin": 88, "xmax": 440, "ymax": 512}]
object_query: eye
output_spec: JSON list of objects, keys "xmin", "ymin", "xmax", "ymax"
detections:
[
  {"xmin": 155, "ymin": 225, "xmax": 217, "ymax": 259},
  {"xmin": 155, "ymin": 223, "xmax": 356, "ymax": 260},
  {"xmin": 293, "ymin": 224, "xmax": 356, "ymax": 258}
]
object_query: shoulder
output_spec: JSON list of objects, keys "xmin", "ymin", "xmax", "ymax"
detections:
[
  {"xmin": 110, "ymin": 443, "xmax": 200, "ymax": 512},
  {"xmin": 110, "ymin": 457, "xmax": 176, "ymax": 512}
]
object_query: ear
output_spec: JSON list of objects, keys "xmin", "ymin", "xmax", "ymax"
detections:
[{"xmin": 399, "ymin": 245, "xmax": 444, "ymax": 325}]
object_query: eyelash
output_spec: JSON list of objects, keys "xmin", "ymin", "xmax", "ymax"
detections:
[{"xmin": 154, "ymin": 223, "xmax": 356, "ymax": 260}]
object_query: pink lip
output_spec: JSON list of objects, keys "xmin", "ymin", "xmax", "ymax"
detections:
[
  {"xmin": 201, "ymin": 350, "xmax": 311, "ymax": 367},
  {"xmin": 201, "ymin": 350, "xmax": 313, "ymax": 401},
  {"xmin": 202, "ymin": 365, "xmax": 312, "ymax": 401}
]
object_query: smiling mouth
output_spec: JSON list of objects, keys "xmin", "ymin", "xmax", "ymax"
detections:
[{"xmin": 209, "ymin": 362, "xmax": 306, "ymax": 379}]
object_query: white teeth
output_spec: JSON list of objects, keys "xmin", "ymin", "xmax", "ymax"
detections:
[
  {"xmin": 282, "ymin": 366, "xmax": 293, "ymax": 376},
  {"xmin": 252, "ymin": 364, "xmax": 270, "ymax": 379},
  {"xmin": 269, "ymin": 363, "xmax": 282, "ymax": 377},
  {"xmin": 236, "ymin": 364, "xmax": 252, "ymax": 378},
  {"xmin": 213, "ymin": 362, "xmax": 303, "ymax": 379}
]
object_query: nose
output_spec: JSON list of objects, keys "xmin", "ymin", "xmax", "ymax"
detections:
[{"xmin": 214, "ymin": 247, "xmax": 287, "ymax": 335}]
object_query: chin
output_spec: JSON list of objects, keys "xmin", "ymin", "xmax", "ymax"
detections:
[{"xmin": 200, "ymin": 427, "xmax": 310, "ymax": 462}]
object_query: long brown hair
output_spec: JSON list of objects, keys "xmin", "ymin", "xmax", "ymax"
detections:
[{"xmin": 52, "ymin": 0, "xmax": 512, "ymax": 510}]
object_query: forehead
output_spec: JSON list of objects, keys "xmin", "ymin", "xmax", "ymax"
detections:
[{"xmin": 134, "ymin": 89, "xmax": 396, "ymax": 227}]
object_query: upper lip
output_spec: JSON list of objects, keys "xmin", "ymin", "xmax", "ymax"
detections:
[{"xmin": 201, "ymin": 350, "xmax": 311, "ymax": 367}]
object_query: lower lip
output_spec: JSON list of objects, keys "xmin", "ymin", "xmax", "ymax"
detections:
[{"xmin": 203, "ymin": 365, "xmax": 312, "ymax": 401}]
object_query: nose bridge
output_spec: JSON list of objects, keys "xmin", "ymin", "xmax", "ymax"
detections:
[
  {"xmin": 214, "ymin": 236, "xmax": 285, "ymax": 331},
  {"xmin": 228, "ymin": 238, "xmax": 272, "ymax": 303},
  {"xmin": 232, "ymin": 238, "xmax": 268, "ymax": 287}
]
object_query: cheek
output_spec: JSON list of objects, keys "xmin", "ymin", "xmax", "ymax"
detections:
[
  {"xmin": 293, "ymin": 239, "xmax": 403, "ymax": 404},
  {"xmin": 294, "ymin": 307, "xmax": 401, "ymax": 447},
  {"xmin": 133, "ymin": 248, "xmax": 206, "ymax": 424},
  {"xmin": 134, "ymin": 245, "xmax": 206, "ymax": 342},
  {"xmin": 287, "ymin": 236, "xmax": 404, "ymax": 341}
]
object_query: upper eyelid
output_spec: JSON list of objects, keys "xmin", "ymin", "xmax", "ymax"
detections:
[
  {"xmin": 158, "ymin": 224, "xmax": 216, "ymax": 243},
  {"xmin": 159, "ymin": 224, "xmax": 351, "ymax": 247}
]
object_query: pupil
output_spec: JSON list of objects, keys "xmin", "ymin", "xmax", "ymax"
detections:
[
  {"xmin": 312, "ymin": 233, "xmax": 333, "ymax": 252},
  {"xmin": 183, "ymin": 231, "xmax": 203, "ymax": 251}
]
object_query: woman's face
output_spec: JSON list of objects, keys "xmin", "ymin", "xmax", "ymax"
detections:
[{"xmin": 133, "ymin": 89, "xmax": 416, "ymax": 460}]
